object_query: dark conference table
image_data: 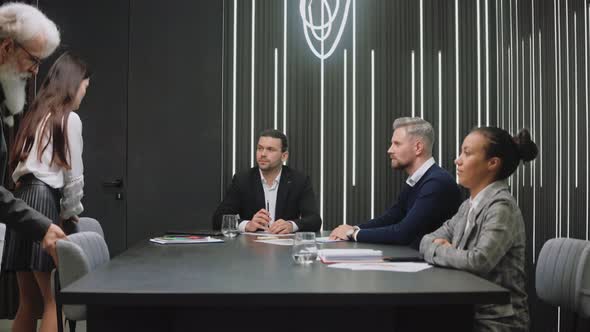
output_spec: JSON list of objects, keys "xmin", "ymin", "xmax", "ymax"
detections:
[{"xmin": 60, "ymin": 233, "xmax": 509, "ymax": 331}]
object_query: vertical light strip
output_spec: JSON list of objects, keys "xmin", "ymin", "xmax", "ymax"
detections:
[
  {"xmin": 509, "ymin": 0, "xmax": 513, "ymax": 145},
  {"xmin": 539, "ymin": 31, "xmax": 543, "ymax": 188},
  {"xmin": 438, "ymin": 51, "xmax": 443, "ymax": 165},
  {"xmin": 508, "ymin": 47, "xmax": 512, "ymax": 139},
  {"xmin": 485, "ymin": 0, "xmax": 490, "ymax": 126},
  {"xmin": 496, "ymin": 0, "xmax": 500, "ymax": 126},
  {"xmin": 587, "ymin": 5, "xmax": 589, "ymax": 240},
  {"xmin": 522, "ymin": 39, "xmax": 525, "ymax": 186},
  {"xmin": 343, "ymin": 49, "xmax": 348, "ymax": 225},
  {"xmin": 529, "ymin": 14, "xmax": 537, "ymax": 264},
  {"xmin": 420, "ymin": 0, "xmax": 424, "ymax": 118},
  {"xmin": 320, "ymin": 3, "xmax": 325, "ymax": 221},
  {"xmin": 250, "ymin": 0, "xmax": 256, "ymax": 168},
  {"xmin": 566, "ymin": 1, "xmax": 570, "ymax": 238},
  {"xmin": 575, "ymin": 13, "xmax": 579, "ymax": 188},
  {"xmin": 560, "ymin": 0, "xmax": 564, "ymax": 237},
  {"xmin": 274, "ymin": 48, "xmax": 278, "ymax": 129},
  {"xmin": 371, "ymin": 49, "xmax": 375, "ymax": 218},
  {"xmin": 232, "ymin": 0, "xmax": 238, "ymax": 176},
  {"xmin": 529, "ymin": 36, "xmax": 536, "ymax": 188},
  {"xmin": 477, "ymin": 0, "xmax": 482, "ymax": 126},
  {"xmin": 501, "ymin": 0, "xmax": 505, "ymax": 127},
  {"xmin": 553, "ymin": 0, "xmax": 560, "ymax": 237},
  {"xmin": 352, "ymin": 0, "xmax": 357, "ymax": 186},
  {"xmin": 529, "ymin": 23, "xmax": 537, "ymax": 264},
  {"xmin": 455, "ymin": 0, "xmax": 460, "ymax": 163},
  {"xmin": 531, "ymin": 0, "xmax": 535, "ymax": 189},
  {"xmin": 283, "ymin": 0, "xmax": 287, "ymax": 135},
  {"xmin": 508, "ymin": 46, "xmax": 514, "ymax": 194},
  {"xmin": 513, "ymin": 2, "xmax": 522, "ymax": 195},
  {"xmin": 412, "ymin": 51, "xmax": 416, "ymax": 117}
]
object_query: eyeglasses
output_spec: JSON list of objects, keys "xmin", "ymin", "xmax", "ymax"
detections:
[{"xmin": 14, "ymin": 41, "xmax": 42, "ymax": 71}]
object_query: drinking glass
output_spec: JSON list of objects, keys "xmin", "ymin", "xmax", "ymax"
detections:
[
  {"xmin": 291, "ymin": 232, "xmax": 318, "ymax": 264},
  {"xmin": 221, "ymin": 214, "xmax": 239, "ymax": 238}
]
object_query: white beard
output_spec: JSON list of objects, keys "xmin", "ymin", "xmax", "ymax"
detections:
[{"xmin": 0, "ymin": 62, "xmax": 30, "ymax": 127}]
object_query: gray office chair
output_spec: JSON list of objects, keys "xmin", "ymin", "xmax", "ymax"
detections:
[
  {"xmin": 536, "ymin": 238, "xmax": 590, "ymax": 331},
  {"xmin": 76, "ymin": 217, "xmax": 104, "ymax": 237},
  {"xmin": 53, "ymin": 224, "xmax": 109, "ymax": 332}
]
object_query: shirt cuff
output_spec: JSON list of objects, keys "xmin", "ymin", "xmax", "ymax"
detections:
[
  {"xmin": 238, "ymin": 220, "xmax": 250, "ymax": 233},
  {"xmin": 289, "ymin": 221, "xmax": 298, "ymax": 233},
  {"xmin": 352, "ymin": 226, "xmax": 360, "ymax": 241}
]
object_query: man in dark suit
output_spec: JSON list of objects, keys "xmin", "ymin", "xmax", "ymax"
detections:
[
  {"xmin": 330, "ymin": 117, "xmax": 462, "ymax": 249},
  {"xmin": 0, "ymin": 2, "xmax": 65, "ymax": 261},
  {"xmin": 213, "ymin": 129, "xmax": 321, "ymax": 234}
]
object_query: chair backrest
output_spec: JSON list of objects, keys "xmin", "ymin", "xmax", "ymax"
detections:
[
  {"xmin": 536, "ymin": 238, "xmax": 590, "ymax": 318},
  {"xmin": 0, "ymin": 223, "xmax": 5, "ymax": 271},
  {"xmin": 56, "ymin": 231, "xmax": 110, "ymax": 321},
  {"xmin": 76, "ymin": 217, "xmax": 104, "ymax": 238}
]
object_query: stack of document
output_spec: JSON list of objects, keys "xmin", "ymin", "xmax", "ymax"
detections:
[
  {"xmin": 328, "ymin": 262, "xmax": 432, "ymax": 273},
  {"xmin": 318, "ymin": 249, "xmax": 383, "ymax": 264},
  {"xmin": 150, "ymin": 235, "xmax": 224, "ymax": 244}
]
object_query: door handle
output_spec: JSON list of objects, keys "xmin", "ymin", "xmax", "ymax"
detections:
[{"xmin": 102, "ymin": 178, "xmax": 123, "ymax": 188}]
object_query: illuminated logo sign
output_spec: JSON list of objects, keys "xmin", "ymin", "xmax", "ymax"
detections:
[{"xmin": 299, "ymin": 0, "xmax": 351, "ymax": 60}]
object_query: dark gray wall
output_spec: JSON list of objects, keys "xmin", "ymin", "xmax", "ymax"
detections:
[
  {"xmin": 126, "ymin": 0, "xmax": 223, "ymax": 246},
  {"xmin": 38, "ymin": 0, "xmax": 130, "ymax": 256},
  {"xmin": 221, "ymin": 0, "xmax": 589, "ymax": 330},
  {"xmin": 35, "ymin": 0, "xmax": 224, "ymax": 251}
]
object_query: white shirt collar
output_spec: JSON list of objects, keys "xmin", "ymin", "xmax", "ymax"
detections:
[
  {"xmin": 405, "ymin": 157, "xmax": 435, "ymax": 187},
  {"xmin": 260, "ymin": 168, "xmax": 282, "ymax": 188},
  {"xmin": 469, "ymin": 181, "xmax": 497, "ymax": 212}
]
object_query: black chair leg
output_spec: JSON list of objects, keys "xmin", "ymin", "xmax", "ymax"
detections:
[
  {"xmin": 66, "ymin": 319, "xmax": 77, "ymax": 332},
  {"xmin": 54, "ymin": 270, "xmax": 64, "ymax": 332}
]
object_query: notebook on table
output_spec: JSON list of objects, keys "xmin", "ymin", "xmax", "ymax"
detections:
[{"xmin": 165, "ymin": 229, "xmax": 224, "ymax": 237}]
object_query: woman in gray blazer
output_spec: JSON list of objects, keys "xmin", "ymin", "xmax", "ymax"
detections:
[{"xmin": 420, "ymin": 127, "xmax": 537, "ymax": 332}]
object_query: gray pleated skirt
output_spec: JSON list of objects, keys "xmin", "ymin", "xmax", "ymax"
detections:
[{"xmin": 3, "ymin": 174, "xmax": 61, "ymax": 272}]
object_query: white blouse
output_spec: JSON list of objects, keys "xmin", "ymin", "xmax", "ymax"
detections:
[{"xmin": 12, "ymin": 112, "xmax": 84, "ymax": 219}]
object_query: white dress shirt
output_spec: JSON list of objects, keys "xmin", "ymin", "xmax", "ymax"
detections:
[
  {"xmin": 405, "ymin": 157, "xmax": 435, "ymax": 187},
  {"xmin": 12, "ymin": 112, "xmax": 84, "ymax": 219},
  {"xmin": 238, "ymin": 168, "xmax": 299, "ymax": 232},
  {"xmin": 464, "ymin": 182, "xmax": 496, "ymax": 233}
]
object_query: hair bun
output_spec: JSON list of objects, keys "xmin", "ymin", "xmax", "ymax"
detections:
[{"xmin": 512, "ymin": 129, "xmax": 538, "ymax": 162}]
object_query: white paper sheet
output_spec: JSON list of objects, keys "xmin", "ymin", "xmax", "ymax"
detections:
[
  {"xmin": 242, "ymin": 232, "xmax": 294, "ymax": 237},
  {"xmin": 328, "ymin": 262, "xmax": 432, "ymax": 273},
  {"xmin": 316, "ymin": 237, "xmax": 345, "ymax": 243},
  {"xmin": 149, "ymin": 236, "xmax": 224, "ymax": 244},
  {"xmin": 254, "ymin": 239, "xmax": 294, "ymax": 246}
]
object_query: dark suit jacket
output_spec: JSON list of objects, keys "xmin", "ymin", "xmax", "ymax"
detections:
[
  {"xmin": 0, "ymin": 87, "xmax": 51, "ymax": 241},
  {"xmin": 212, "ymin": 166, "xmax": 321, "ymax": 231},
  {"xmin": 357, "ymin": 164, "xmax": 462, "ymax": 248},
  {"xmin": 0, "ymin": 186, "xmax": 51, "ymax": 240}
]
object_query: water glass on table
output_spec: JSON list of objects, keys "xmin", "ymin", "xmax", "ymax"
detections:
[
  {"xmin": 292, "ymin": 232, "xmax": 318, "ymax": 264},
  {"xmin": 221, "ymin": 214, "xmax": 239, "ymax": 238}
]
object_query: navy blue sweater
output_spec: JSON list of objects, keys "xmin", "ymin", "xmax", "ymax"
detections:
[{"xmin": 356, "ymin": 164, "xmax": 462, "ymax": 249}]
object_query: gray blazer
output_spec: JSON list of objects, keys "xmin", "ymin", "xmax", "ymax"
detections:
[{"xmin": 420, "ymin": 180, "xmax": 529, "ymax": 331}]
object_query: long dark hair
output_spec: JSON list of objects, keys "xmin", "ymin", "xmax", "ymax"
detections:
[
  {"xmin": 472, "ymin": 127, "xmax": 538, "ymax": 181},
  {"xmin": 10, "ymin": 52, "xmax": 90, "ymax": 170}
]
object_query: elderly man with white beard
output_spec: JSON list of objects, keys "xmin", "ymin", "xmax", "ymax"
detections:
[{"xmin": 0, "ymin": 3, "xmax": 66, "ymax": 270}]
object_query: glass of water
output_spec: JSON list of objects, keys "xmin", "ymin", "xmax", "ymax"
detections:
[
  {"xmin": 221, "ymin": 214, "xmax": 239, "ymax": 238},
  {"xmin": 291, "ymin": 232, "xmax": 318, "ymax": 264}
]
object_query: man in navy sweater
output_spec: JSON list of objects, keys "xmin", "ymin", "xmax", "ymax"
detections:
[{"xmin": 330, "ymin": 117, "xmax": 462, "ymax": 249}]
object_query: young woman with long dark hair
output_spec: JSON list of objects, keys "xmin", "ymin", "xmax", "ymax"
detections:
[{"xmin": 4, "ymin": 52, "xmax": 89, "ymax": 332}]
